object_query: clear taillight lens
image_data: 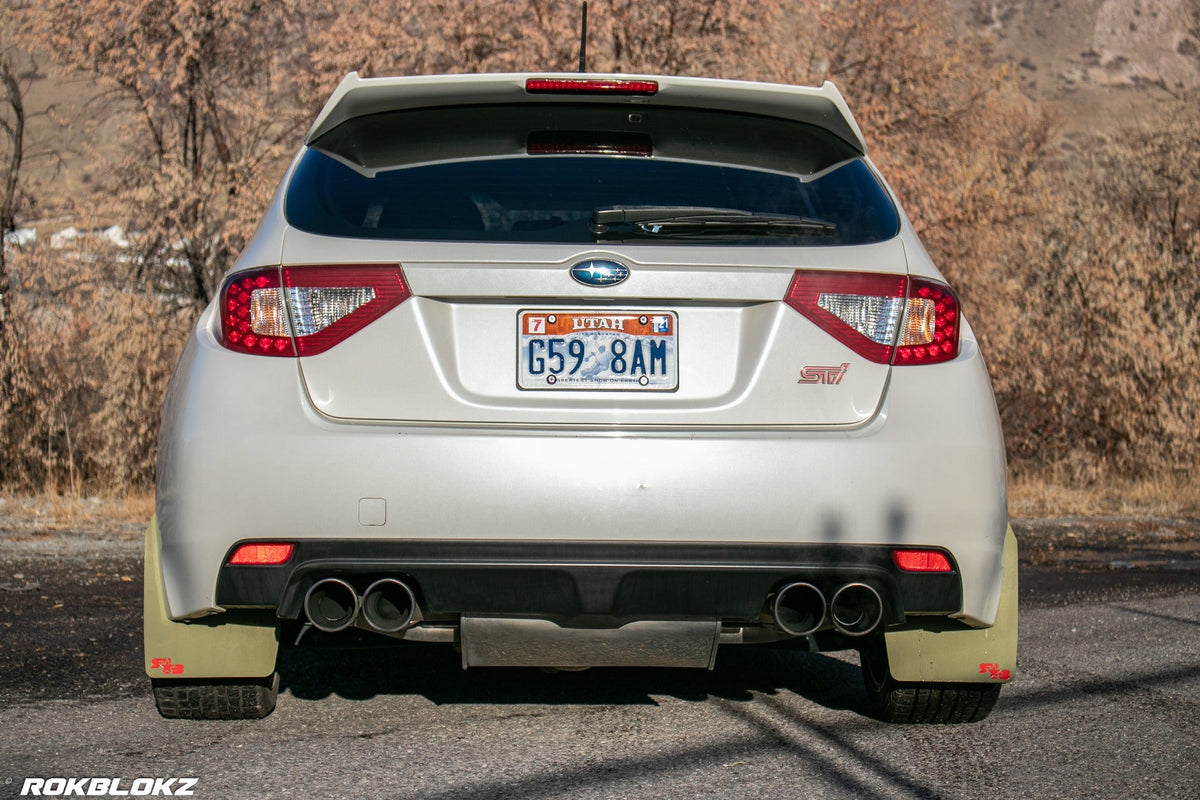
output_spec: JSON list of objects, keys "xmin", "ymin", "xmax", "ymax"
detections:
[
  {"xmin": 784, "ymin": 270, "xmax": 959, "ymax": 365},
  {"xmin": 219, "ymin": 264, "xmax": 410, "ymax": 357}
]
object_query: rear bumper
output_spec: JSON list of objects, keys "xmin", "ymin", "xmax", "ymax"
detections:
[{"xmin": 216, "ymin": 539, "xmax": 963, "ymax": 627}]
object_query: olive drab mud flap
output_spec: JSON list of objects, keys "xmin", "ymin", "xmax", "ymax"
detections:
[
  {"xmin": 883, "ymin": 525, "xmax": 1018, "ymax": 684},
  {"xmin": 143, "ymin": 516, "xmax": 280, "ymax": 679}
]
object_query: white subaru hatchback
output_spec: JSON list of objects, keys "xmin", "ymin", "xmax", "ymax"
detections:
[{"xmin": 145, "ymin": 72, "xmax": 1016, "ymax": 723}]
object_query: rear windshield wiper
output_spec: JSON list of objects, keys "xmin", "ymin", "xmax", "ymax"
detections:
[{"xmin": 591, "ymin": 206, "xmax": 836, "ymax": 240}]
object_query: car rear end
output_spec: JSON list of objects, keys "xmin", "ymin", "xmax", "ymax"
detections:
[{"xmin": 147, "ymin": 73, "xmax": 1014, "ymax": 722}]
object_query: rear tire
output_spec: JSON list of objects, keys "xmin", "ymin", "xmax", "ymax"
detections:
[
  {"xmin": 861, "ymin": 641, "xmax": 1000, "ymax": 724},
  {"xmin": 152, "ymin": 674, "xmax": 278, "ymax": 720}
]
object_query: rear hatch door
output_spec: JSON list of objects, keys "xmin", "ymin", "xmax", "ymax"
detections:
[{"xmin": 281, "ymin": 90, "xmax": 906, "ymax": 428}]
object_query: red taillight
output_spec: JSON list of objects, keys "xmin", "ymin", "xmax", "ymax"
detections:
[
  {"xmin": 525, "ymin": 77, "xmax": 659, "ymax": 95},
  {"xmin": 218, "ymin": 264, "xmax": 411, "ymax": 357},
  {"xmin": 893, "ymin": 549, "xmax": 954, "ymax": 572},
  {"xmin": 284, "ymin": 264, "xmax": 411, "ymax": 357},
  {"xmin": 784, "ymin": 270, "xmax": 959, "ymax": 365},
  {"xmin": 894, "ymin": 277, "xmax": 960, "ymax": 365},
  {"xmin": 229, "ymin": 543, "xmax": 294, "ymax": 566},
  {"xmin": 220, "ymin": 267, "xmax": 294, "ymax": 356},
  {"xmin": 785, "ymin": 271, "xmax": 906, "ymax": 364}
]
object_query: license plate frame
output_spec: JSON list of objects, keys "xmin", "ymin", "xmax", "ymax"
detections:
[{"xmin": 517, "ymin": 310, "xmax": 679, "ymax": 391}]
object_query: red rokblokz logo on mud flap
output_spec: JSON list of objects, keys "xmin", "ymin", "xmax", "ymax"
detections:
[
  {"xmin": 19, "ymin": 777, "xmax": 198, "ymax": 796},
  {"xmin": 980, "ymin": 662, "xmax": 1012, "ymax": 680},
  {"xmin": 150, "ymin": 658, "xmax": 184, "ymax": 675}
]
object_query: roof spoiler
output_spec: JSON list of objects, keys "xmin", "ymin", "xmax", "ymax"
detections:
[{"xmin": 305, "ymin": 72, "xmax": 868, "ymax": 155}]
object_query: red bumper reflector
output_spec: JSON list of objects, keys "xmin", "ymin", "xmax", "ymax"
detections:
[
  {"xmin": 525, "ymin": 78, "xmax": 659, "ymax": 95},
  {"xmin": 892, "ymin": 550, "xmax": 953, "ymax": 573},
  {"xmin": 229, "ymin": 543, "xmax": 295, "ymax": 566}
]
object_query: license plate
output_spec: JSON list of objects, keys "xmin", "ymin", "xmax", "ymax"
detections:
[{"xmin": 518, "ymin": 311, "xmax": 678, "ymax": 390}]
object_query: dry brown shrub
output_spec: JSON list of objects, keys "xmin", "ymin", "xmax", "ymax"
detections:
[
  {"xmin": 0, "ymin": 244, "xmax": 189, "ymax": 492},
  {"xmin": 989, "ymin": 96, "xmax": 1200, "ymax": 478}
]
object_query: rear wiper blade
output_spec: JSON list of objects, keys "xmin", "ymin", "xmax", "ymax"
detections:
[{"xmin": 591, "ymin": 206, "xmax": 836, "ymax": 239}]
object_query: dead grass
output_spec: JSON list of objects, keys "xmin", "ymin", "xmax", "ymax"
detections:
[
  {"xmin": 0, "ymin": 489, "xmax": 153, "ymax": 531},
  {"xmin": 1008, "ymin": 470, "xmax": 1200, "ymax": 518}
]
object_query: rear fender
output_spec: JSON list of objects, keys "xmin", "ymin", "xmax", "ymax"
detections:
[
  {"xmin": 143, "ymin": 516, "xmax": 280, "ymax": 679},
  {"xmin": 882, "ymin": 525, "xmax": 1017, "ymax": 683}
]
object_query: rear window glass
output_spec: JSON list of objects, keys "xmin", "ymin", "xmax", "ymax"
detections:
[{"xmin": 286, "ymin": 104, "xmax": 899, "ymax": 246}]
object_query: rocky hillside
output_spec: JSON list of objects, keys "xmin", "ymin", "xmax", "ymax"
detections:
[{"xmin": 964, "ymin": 0, "xmax": 1199, "ymax": 134}]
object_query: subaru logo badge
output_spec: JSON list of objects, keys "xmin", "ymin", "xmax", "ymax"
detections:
[{"xmin": 570, "ymin": 259, "xmax": 629, "ymax": 287}]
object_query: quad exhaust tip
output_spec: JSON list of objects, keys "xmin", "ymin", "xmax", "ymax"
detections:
[
  {"xmin": 303, "ymin": 577, "xmax": 419, "ymax": 634},
  {"xmin": 360, "ymin": 578, "xmax": 417, "ymax": 633},
  {"xmin": 829, "ymin": 582, "xmax": 884, "ymax": 637},
  {"xmin": 304, "ymin": 575, "xmax": 881, "ymax": 640},
  {"xmin": 303, "ymin": 577, "xmax": 360, "ymax": 633},
  {"xmin": 772, "ymin": 582, "xmax": 827, "ymax": 637},
  {"xmin": 772, "ymin": 581, "xmax": 885, "ymax": 638}
]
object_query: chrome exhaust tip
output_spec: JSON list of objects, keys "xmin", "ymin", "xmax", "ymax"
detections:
[
  {"xmin": 360, "ymin": 578, "xmax": 417, "ymax": 633},
  {"xmin": 772, "ymin": 582, "xmax": 827, "ymax": 637},
  {"xmin": 303, "ymin": 577, "xmax": 360, "ymax": 633},
  {"xmin": 829, "ymin": 582, "xmax": 884, "ymax": 637}
]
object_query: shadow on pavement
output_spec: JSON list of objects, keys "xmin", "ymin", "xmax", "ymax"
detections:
[{"xmin": 278, "ymin": 639, "xmax": 868, "ymax": 715}]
